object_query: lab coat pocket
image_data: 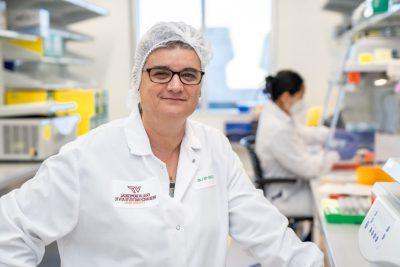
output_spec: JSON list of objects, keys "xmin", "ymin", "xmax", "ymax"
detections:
[{"xmin": 112, "ymin": 178, "xmax": 160, "ymax": 208}]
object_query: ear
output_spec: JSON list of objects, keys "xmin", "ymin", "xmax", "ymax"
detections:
[{"xmin": 280, "ymin": 91, "xmax": 291, "ymax": 102}]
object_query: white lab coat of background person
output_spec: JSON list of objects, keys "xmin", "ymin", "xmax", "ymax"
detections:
[
  {"xmin": 255, "ymin": 99, "xmax": 340, "ymax": 217},
  {"xmin": 0, "ymin": 105, "xmax": 324, "ymax": 267}
]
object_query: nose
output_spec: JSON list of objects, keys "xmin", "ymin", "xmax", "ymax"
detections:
[{"xmin": 167, "ymin": 73, "xmax": 184, "ymax": 93}]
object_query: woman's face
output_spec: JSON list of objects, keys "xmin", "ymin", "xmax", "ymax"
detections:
[
  {"xmin": 139, "ymin": 47, "xmax": 202, "ymax": 121},
  {"xmin": 291, "ymin": 84, "xmax": 305, "ymax": 105},
  {"xmin": 277, "ymin": 84, "xmax": 305, "ymax": 114}
]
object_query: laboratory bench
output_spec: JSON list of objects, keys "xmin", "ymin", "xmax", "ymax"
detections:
[
  {"xmin": 0, "ymin": 162, "xmax": 41, "ymax": 194},
  {"xmin": 311, "ymin": 171, "xmax": 370, "ymax": 267}
]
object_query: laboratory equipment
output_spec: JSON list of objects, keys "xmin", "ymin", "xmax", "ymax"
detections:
[
  {"xmin": 0, "ymin": 115, "xmax": 79, "ymax": 161},
  {"xmin": 345, "ymin": 36, "xmax": 400, "ymax": 72},
  {"xmin": 323, "ymin": 195, "xmax": 370, "ymax": 224},
  {"xmin": 341, "ymin": 78, "xmax": 400, "ymax": 135},
  {"xmin": 5, "ymin": 89, "xmax": 108, "ymax": 136},
  {"xmin": 359, "ymin": 158, "xmax": 400, "ymax": 266}
]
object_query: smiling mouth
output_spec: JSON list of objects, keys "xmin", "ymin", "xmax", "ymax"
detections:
[{"xmin": 160, "ymin": 97, "xmax": 186, "ymax": 101}]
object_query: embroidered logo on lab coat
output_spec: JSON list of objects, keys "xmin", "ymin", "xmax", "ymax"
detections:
[
  {"xmin": 127, "ymin": 186, "xmax": 142, "ymax": 193},
  {"xmin": 113, "ymin": 179, "xmax": 160, "ymax": 208},
  {"xmin": 193, "ymin": 174, "xmax": 216, "ymax": 189}
]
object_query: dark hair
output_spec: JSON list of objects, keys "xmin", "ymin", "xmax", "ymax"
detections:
[{"xmin": 263, "ymin": 70, "xmax": 304, "ymax": 101}]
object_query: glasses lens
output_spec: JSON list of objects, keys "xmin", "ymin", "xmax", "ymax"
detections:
[
  {"xmin": 149, "ymin": 68, "xmax": 172, "ymax": 83},
  {"xmin": 180, "ymin": 70, "xmax": 201, "ymax": 84}
]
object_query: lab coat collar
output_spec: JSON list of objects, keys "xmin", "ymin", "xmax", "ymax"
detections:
[
  {"xmin": 124, "ymin": 107, "xmax": 153, "ymax": 155},
  {"xmin": 183, "ymin": 119, "xmax": 202, "ymax": 151},
  {"xmin": 265, "ymin": 98, "xmax": 291, "ymax": 123},
  {"xmin": 124, "ymin": 106, "xmax": 202, "ymax": 156}
]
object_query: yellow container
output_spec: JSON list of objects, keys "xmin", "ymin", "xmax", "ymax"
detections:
[
  {"xmin": 8, "ymin": 37, "xmax": 44, "ymax": 55},
  {"xmin": 54, "ymin": 89, "xmax": 95, "ymax": 118},
  {"xmin": 6, "ymin": 89, "xmax": 98, "ymax": 136},
  {"xmin": 54, "ymin": 89, "xmax": 96, "ymax": 135},
  {"xmin": 76, "ymin": 117, "xmax": 92, "ymax": 136},
  {"xmin": 5, "ymin": 90, "xmax": 49, "ymax": 104},
  {"xmin": 306, "ymin": 106, "xmax": 322, "ymax": 127},
  {"xmin": 356, "ymin": 165, "xmax": 394, "ymax": 185}
]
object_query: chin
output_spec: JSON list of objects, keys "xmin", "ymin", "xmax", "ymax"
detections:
[{"xmin": 162, "ymin": 106, "xmax": 192, "ymax": 119}]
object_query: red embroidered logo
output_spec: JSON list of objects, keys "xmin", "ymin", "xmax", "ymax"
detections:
[
  {"xmin": 127, "ymin": 185, "xmax": 141, "ymax": 193},
  {"xmin": 115, "ymin": 184, "xmax": 157, "ymax": 205}
]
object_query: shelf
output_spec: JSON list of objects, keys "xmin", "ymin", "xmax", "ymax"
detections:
[
  {"xmin": 5, "ymin": 82, "xmax": 94, "ymax": 90},
  {"xmin": 49, "ymin": 28, "xmax": 93, "ymax": 42},
  {"xmin": 323, "ymin": 0, "xmax": 364, "ymax": 15},
  {"xmin": 5, "ymin": 0, "xmax": 108, "ymax": 25},
  {"xmin": 36, "ymin": 54, "xmax": 91, "ymax": 65},
  {"xmin": 7, "ymin": 55, "xmax": 92, "ymax": 65},
  {"xmin": 383, "ymin": 158, "xmax": 400, "ymax": 183},
  {"xmin": 344, "ymin": 63, "xmax": 387, "ymax": 73},
  {"xmin": 3, "ymin": 43, "xmax": 92, "ymax": 65},
  {"xmin": 0, "ymin": 30, "xmax": 38, "ymax": 42},
  {"xmin": 4, "ymin": 70, "xmax": 96, "ymax": 90},
  {"xmin": 0, "ymin": 102, "xmax": 76, "ymax": 117},
  {"xmin": 342, "ymin": 4, "xmax": 400, "ymax": 39},
  {"xmin": 5, "ymin": 81, "xmax": 94, "ymax": 90}
]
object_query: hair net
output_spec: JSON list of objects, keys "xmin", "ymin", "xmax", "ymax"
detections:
[{"xmin": 127, "ymin": 21, "xmax": 213, "ymax": 109}]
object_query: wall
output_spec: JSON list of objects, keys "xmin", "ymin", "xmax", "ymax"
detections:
[
  {"xmin": 68, "ymin": 0, "xmax": 133, "ymax": 120},
  {"xmin": 272, "ymin": 0, "xmax": 344, "ymax": 109},
  {"xmin": 67, "ymin": 1, "xmax": 344, "ymax": 121},
  {"xmin": 192, "ymin": 1, "xmax": 345, "ymax": 130}
]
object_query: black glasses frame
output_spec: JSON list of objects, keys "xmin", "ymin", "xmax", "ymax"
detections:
[{"xmin": 144, "ymin": 67, "xmax": 205, "ymax": 85}]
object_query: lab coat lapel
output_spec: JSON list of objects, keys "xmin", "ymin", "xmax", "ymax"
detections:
[
  {"xmin": 124, "ymin": 105, "xmax": 153, "ymax": 156},
  {"xmin": 174, "ymin": 121, "xmax": 201, "ymax": 202}
]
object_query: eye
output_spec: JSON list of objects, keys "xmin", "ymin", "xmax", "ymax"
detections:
[
  {"xmin": 150, "ymin": 69, "xmax": 171, "ymax": 80},
  {"xmin": 180, "ymin": 71, "xmax": 198, "ymax": 82}
]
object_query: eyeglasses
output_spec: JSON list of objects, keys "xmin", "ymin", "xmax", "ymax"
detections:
[{"xmin": 144, "ymin": 67, "xmax": 205, "ymax": 85}]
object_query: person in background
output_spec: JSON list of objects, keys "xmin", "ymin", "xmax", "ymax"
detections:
[
  {"xmin": 0, "ymin": 23, "xmax": 323, "ymax": 266},
  {"xmin": 255, "ymin": 70, "xmax": 340, "ymax": 217}
]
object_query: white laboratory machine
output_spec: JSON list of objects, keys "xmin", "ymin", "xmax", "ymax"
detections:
[
  {"xmin": 0, "ymin": 115, "xmax": 79, "ymax": 161},
  {"xmin": 359, "ymin": 158, "xmax": 400, "ymax": 267}
]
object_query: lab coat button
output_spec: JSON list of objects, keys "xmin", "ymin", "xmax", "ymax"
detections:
[
  {"xmin": 192, "ymin": 159, "xmax": 195, "ymax": 163},
  {"xmin": 176, "ymin": 225, "xmax": 181, "ymax": 231}
]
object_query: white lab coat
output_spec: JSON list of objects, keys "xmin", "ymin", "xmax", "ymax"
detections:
[
  {"xmin": 0, "ymin": 106, "xmax": 323, "ymax": 267},
  {"xmin": 255, "ymin": 99, "xmax": 339, "ymax": 217}
]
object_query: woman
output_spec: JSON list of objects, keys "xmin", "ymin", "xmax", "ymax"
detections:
[
  {"xmin": 255, "ymin": 70, "xmax": 340, "ymax": 217},
  {"xmin": 0, "ymin": 23, "xmax": 323, "ymax": 266}
]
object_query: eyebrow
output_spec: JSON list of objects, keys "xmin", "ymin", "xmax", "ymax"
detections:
[{"xmin": 146, "ymin": 65, "xmax": 201, "ymax": 72}]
